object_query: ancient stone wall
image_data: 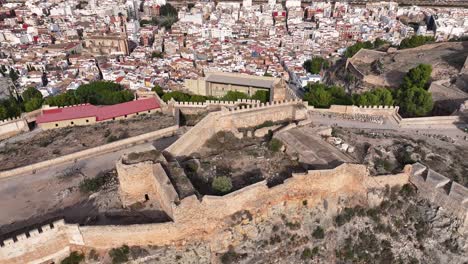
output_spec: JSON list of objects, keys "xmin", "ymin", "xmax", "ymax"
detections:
[
  {"xmin": 167, "ymin": 100, "xmax": 307, "ymax": 156},
  {"xmin": 0, "ymin": 117, "xmax": 29, "ymax": 140},
  {"xmin": 1, "ymin": 163, "xmax": 413, "ymax": 263},
  {"xmin": 117, "ymin": 157, "xmax": 179, "ymax": 219},
  {"xmin": 310, "ymin": 105, "xmax": 399, "ymax": 120},
  {"xmin": 0, "ymin": 220, "xmax": 84, "ymax": 264},
  {"xmin": 410, "ymin": 163, "xmax": 468, "ymax": 231},
  {"xmin": 398, "ymin": 115, "xmax": 462, "ymax": 127},
  {"xmin": 168, "ymin": 99, "xmax": 260, "ymax": 115}
]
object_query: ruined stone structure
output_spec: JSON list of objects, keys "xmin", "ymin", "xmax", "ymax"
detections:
[
  {"xmin": 0, "ymin": 163, "xmax": 414, "ymax": 264},
  {"xmin": 410, "ymin": 163, "xmax": 468, "ymax": 230},
  {"xmin": 117, "ymin": 152, "xmax": 179, "ymax": 219},
  {"xmin": 83, "ymin": 34, "xmax": 129, "ymax": 56},
  {"xmin": 1, "ymin": 101, "xmax": 467, "ymax": 264},
  {"xmin": 167, "ymin": 99, "xmax": 308, "ymax": 156}
]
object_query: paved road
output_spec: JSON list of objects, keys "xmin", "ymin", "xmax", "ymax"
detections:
[
  {"xmin": 277, "ymin": 126, "xmax": 354, "ymax": 169},
  {"xmin": 308, "ymin": 112, "xmax": 468, "ymax": 146}
]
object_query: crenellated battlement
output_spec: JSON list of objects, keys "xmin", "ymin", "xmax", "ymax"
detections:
[
  {"xmin": 410, "ymin": 163, "xmax": 468, "ymax": 224},
  {"xmin": 223, "ymin": 99, "xmax": 306, "ymax": 114},
  {"xmin": 173, "ymin": 99, "xmax": 260, "ymax": 108},
  {"xmin": 58, "ymin": 103, "xmax": 90, "ymax": 108},
  {"xmin": 357, "ymin": 105, "xmax": 399, "ymax": 111},
  {"xmin": 0, "ymin": 116, "xmax": 23, "ymax": 124},
  {"xmin": 0, "ymin": 219, "xmax": 66, "ymax": 248}
]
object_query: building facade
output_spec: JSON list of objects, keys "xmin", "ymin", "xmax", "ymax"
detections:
[{"xmin": 184, "ymin": 72, "xmax": 287, "ymax": 101}]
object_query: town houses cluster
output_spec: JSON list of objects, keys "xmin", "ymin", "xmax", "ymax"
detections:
[{"xmin": 0, "ymin": 0, "xmax": 467, "ymax": 99}]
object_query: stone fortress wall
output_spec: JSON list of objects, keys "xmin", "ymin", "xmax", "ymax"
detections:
[
  {"xmin": 167, "ymin": 99, "xmax": 261, "ymax": 115},
  {"xmin": 0, "ymin": 163, "xmax": 414, "ymax": 264},
  {"xmin": 0, "ymin": 219, "xmax": 84, "ymax": 264},
  {"xmin": 116, "ymin": 156, "xmax": 179, "ymax": 220},
  {"xmin": 410, "ymin": 163, "xmax": 468, "ymax": 228},
  {"xmin": 167, "ymin": 99, "xmax": 308, "ymax": 156},
  {"xmin": 2, "ymin": 162, "xmax": 466, "ymax": 264},
  {"xmin": 0, "ymin": 117, "xmax": 29, "ymax": 140},
  {"xmin": 1, "ymin": 99, "xmax": 468, "ymax": 263},
  {"xmin": 310, "ymin": 104, "xmax": 399, "ymax": 116},
  {"xmin": 309, "ymin": 103, "xmax": 465, "ymax": 128}
]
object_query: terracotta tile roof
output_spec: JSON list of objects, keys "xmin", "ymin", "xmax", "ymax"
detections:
[{"xmin": 36, "ymin": 98, "xmax": 160, "ymax": 124}]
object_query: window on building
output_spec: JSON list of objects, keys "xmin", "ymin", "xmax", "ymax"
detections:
[
  {"xmin": 148, "ymin": 110, "xmax": 150, "ymax": 113},
  {"xmin": 136, "ymin": 112, "xmax": 139, "ymax": 115},
  {"xmin": 55, "ymin": 124, "xmax": 58, "ymax": 127},
  {"xmin": 86, "ymin": 119, "xmax": 89, "ymax": 123},
  {"xmin": 71, "ymin": 121, "xmax": 74, "ymax": 125},
  {"xmin": 144, "ymin": 194, "xmax": 149, "ymax": 201},
  {"xmin": 124, "ymin": 115, "xmax": 127, "ymax": 118},
  {"xmin": 113, "ymin": 117, "xmax": 115, "ymax": 121}
]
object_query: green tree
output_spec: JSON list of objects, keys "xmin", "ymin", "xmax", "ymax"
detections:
[
  {"xmin": 304, "ymin": 86, "xmax": 332, "ymax": 108},
  {"xmin": 212, "ymin": 176, "xmax": 232, "ymax": 194},
  {"xmin": 161, "ymin": 91, "xmax": 191, "ymax": 102},
  {"xmin": 373, "ymin": 38, "xmax": 387, "ymax": 48},
  {"xmin": 222, "ymin": 91, "xmax": 249, "ymax": 101},
  {"xmin": 24, "ymin": 97, "xmax": 43, "ymax": 112},
  {"xmin": 399, "ymin": 35, "xmax": 435, "ymax": 49},
  {"xmin": 22, "ymin": 87, "xmax": 43, "ymax": 102},
  {"xmin": 0, "ymin": 98, "xmax": 22, "ymax": 119},
  {"xmin": 344, "ymin": 41, "xmax": 373, "ymax": 58},
  {"xmin": 109, "ymin": 245, "xmax": 130, "ymax": 264},
  {"xmin": 160, "ymin": 3, "xmax": 178, "ymax": 16},
  {"xmin": 61, "ymin": 251, "xmax": 84, "ymax": 264},
  {"xmin": 303, "ymin": 56, "xmax": 329, "ymax": 74},
  {"xmin": 151, "ymin": 85, "xmax": 164, "ymax": 97},
  {"xmin": 397, "ymin": 86, "xmax": 433, "ymax": 117},
  {"xmin": 0, "ymin": 104, "xmax": 7, "ymax": 119},
  {"xmin": 151, "ymin": 51, "xmax": 163, "ymax": 58},
  {"xmin": 402, "ymin": 64, "xmax": 432, "ymax": 90},
  {"xmin": 9, "ymin": 69, "xmax": 19, "ymax": 82},
  {"xmin": 251, "ymin": 90, "xmax": 270, "ymax": 103},
  {"xmin": 189, "ymin": 94, "xmax": 208, "ymax": 102},
  {"xmin": 355, "ymin": 88, "xmax": 394, "ymax": 106},
  {"xmin": 304, "ymin": 83, "xmax": 351, "ymax": 108}
]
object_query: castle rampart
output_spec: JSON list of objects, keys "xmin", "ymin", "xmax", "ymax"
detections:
[
  {"xmin": 167, "ymin": 99, "xmax": 307, "ymax": 156},
  {"xmin": 410, "ymin": 163, "xmax": 468, "ymax": 229},
  {"xmin": 0, "ymin": 163, "xmax": 414, "ymax": 263},
  {"xmin": 0, "ymin": 117, "xmax": 29, "ymax": 141}
]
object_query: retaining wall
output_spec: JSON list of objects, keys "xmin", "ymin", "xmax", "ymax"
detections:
[
  {"xmin": 166, "ymin": 100, "xmax": 307, "ymax": 156},
  {"xmin": 0, "ymin": 125, "xmax": 179, "ymax": 179},
  {"xmin": 310, "ymin": 104, "xmax": 399, "ymax": 116},
  {"xmin": 1, "ymin": 163, "xmax": 412, "ymax": 263},
  {"xmin": 399, "ymin": 115, "xmax": 461, "ymax": 127}
]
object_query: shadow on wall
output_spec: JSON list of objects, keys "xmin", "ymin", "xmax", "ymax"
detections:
[{"xmin": 0, "ymin": 198, "xmax": 171, "ymax": 242}]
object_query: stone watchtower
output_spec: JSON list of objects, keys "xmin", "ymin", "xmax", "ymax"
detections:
[
  {"xmin": 272, "ymin": 78, "xmax": 287, "ymax": 101},
  {"xmin": 116, "ymin": 150, "xmax": 179, "ymax": 220}
]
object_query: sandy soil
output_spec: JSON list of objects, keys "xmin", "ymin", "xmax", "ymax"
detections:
[
  {"xmin": 0, "ymin": 112, "xmax": 176, "ymax": 171},
  {"xmin": 180, "ymin": 131, "xmax": 305, "ymax": 195}
]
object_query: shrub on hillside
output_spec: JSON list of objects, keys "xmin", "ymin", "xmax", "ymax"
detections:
[
  {"xmin": 61, "ymin": 251, "xmax": 84, "ymax": 264},
  {"xmin": 109, "ymin": 245, "xmax": 130, "ymax": 264},
  {"xmin": 212, "ymin": 176, "xmax": 233, "ymax": 194},
  {"xmin": 268, "ymin": 138, "xmax": 283, "ymax": 152}
]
